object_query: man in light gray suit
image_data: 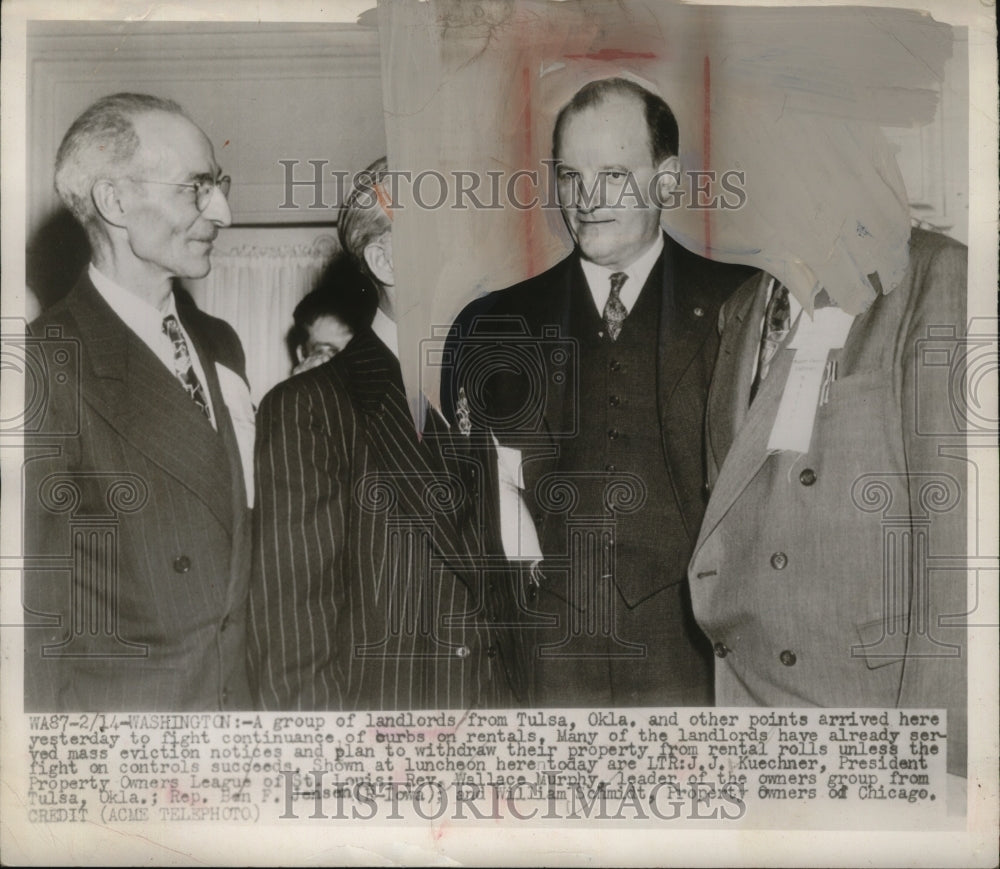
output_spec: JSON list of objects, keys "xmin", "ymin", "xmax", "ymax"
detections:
[
  {"xmin": 689, "ymin": 228, "xmax": 968, "ymax": 777},
  {"xmin": 24, "ymin": 93, "xmax": 253, "ymax": 710}
]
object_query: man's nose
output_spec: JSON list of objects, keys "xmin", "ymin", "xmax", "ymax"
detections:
[
  {"xmin": 203, "ymin": 183, "xmax": 232, "ymax": 227},
  {"xmin": 574, "ymin": 175, "xmax": 602, "ymax": 213}
]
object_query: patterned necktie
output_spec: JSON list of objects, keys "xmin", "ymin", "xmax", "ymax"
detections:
[
  {"xmin": 749, "ymin": 281, "xmax": 791, "ymax": 404},
  {"xmin": 162, "ymin": 314, "xmax": 211, "ymax": 419},
  {"xmin": 602, "ymin": 272, "xmax": 629, "ymax": 341}
]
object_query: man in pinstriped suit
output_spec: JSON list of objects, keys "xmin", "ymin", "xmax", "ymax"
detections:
[
  {"xmin": 249, "ymin": 158, "xmax": 530, "ymax": 710},
  {"xmin": 23, "ymin": 93, "xmax": 253, "ymax": 710}
]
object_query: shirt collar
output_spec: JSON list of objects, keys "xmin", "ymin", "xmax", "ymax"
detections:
[
  {"xmin": 580, "ymin": 232, "xmax": 664, "ymax": 316},
  {"xmin": 88, "ymin": 262, "xmax": 179, "ymax": 340},
  {"xmin": 370, "ymin": 306, "xmax": 399, "ymax": 358},
  {"xmin": 369, "ymin": 307, "xmax": 449, "ymax": 431}
]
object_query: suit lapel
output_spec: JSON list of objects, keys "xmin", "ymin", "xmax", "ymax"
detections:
[
  {"xmin": 706, "ymin": 273, "xmax": 770, "ymax": 476},
  {"xmin": 342, "ymin": 330, "xmax": 481, "ymax": 586},
  {"xmin": 656, "ymin": 238, "xmax": 714, "ymax": 402},
  {"xmin": 181, "ymin": 298, "xmax": 248, "ymax": 516},
  {"xmin": 183, "ymin": 301, "xmax": 250, "ymax": 611},
  {"xmin": 655, "ymin": 239, "xmax": 718, "ymax": 450},
  {"xmin": 69, "ymin": 278, "xmax": 234, "ymax": 534},
  {"xmin": 696, "ymin": 300, "xmax": 795, "ymax": 549},
  {"xmin": 519, "ymin": 260, "xmax": 576, "ymax": 511}
]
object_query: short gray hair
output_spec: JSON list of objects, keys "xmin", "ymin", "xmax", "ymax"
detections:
[
  {"xmin": 337, "ymin": 157, "xmax": 391, "ymax": 282},
  {"xmin": 54, "ymin": 92, "xmax": 185, "ymax": 229}
]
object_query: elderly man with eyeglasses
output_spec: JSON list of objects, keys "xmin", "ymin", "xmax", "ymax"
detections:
[{"xmin": 23, "ymin": 93, "xmax": 255, "ymax": 711}]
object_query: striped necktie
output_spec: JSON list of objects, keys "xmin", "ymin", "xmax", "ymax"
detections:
[
  {"xmin": 162, "ymin": 314, "xmax": 211, "ymax": 419},
  {"xmin": 602, "ymin": 272, "xmax": 629, "ymax": 341},
  {"xmin": 749, "ymin": 281, "xmax": 791, "ymax": 404}
]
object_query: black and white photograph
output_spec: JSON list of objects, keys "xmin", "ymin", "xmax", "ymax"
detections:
[{"xmin": 1, "ymin": 0, "xmax": 996, "ymax": 864}]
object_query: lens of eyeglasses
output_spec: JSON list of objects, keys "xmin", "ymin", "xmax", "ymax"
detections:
[{"xmin": 196, "ymin": 176, "xmax": 231, "ymax": 210}]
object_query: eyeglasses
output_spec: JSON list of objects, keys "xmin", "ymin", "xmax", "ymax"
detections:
[{"xmin": 131, "ymin": 175, "xmax": 231, "ymax": 211}]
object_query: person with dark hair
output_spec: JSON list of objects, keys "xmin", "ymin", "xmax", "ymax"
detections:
[
  {"xmin": 290, "ymin": 256, "xmax": 377, "ymax": 375},
  {"xmin": 446, "ymin": 77, "xmax": 754, "ymax": 707},
  {"xmin": 24, "ymin": 93, "xmax": 253, "ymax": 710},
  {"xmin": 250, "ymin": 158, "xmax": 530, "ymax": 710}
]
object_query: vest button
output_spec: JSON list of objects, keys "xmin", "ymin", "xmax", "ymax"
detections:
[
  {"xmin": 799, "ymin": 468, "xmax": 817, "ymax": 486},
  {"xmin": 779, "ymin": 649, "xmax": 797, "ymax": 666},
  {"xmin": 220, "ymin": 615, "xmax": 230, "ymax": 631},
  {"xmin": 609, "ymin": 360, "xmax": 621, "ymax": 373},
  {"xmin": 486, "ymin": 645, "xmax": 497, "ymax": 659},
  {"xmin": 770, "ymin": 552, "xmax": 788, "ymax": 570},
  {"xmin": 221, "ymin": 688, "xmax": 230, "ymax": 703},
  {"xmin": 608, "ymin": 428, "xmax": 620, "ymax": 440},
  {"xmin": 605, "ymin": 463, "xmax": 616, "ymax": 472},
  {"xmin": 609, "ymin": 395, "xmax": 621, "ymax": 407},
  {"xmin": 693, "ymin": 306, "xmax": 705, "ymax": 318},
  {"xmin": 713, "ymin": 642, "xmax": 729, "ymax": 658},
  {"xmin": 173, "ymin": 555, "xmax": 191, "ymax": 573}
]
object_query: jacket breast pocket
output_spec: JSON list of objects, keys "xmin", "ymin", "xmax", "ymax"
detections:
[
  {"xmin": 822, "ymin": 370, "xmax": 892, "ymax": 405},
  {"xmin": 854, "ymin": 615, "xmax": 910, "ymax": 670}
]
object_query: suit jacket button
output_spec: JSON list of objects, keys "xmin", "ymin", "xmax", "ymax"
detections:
[
  {"xmin": 221, "ymin": 688, "xmax": 230, "ymax": 703},
  {"xmin": 607, "ymin": 428, "xmax": 620, "ymax": 440},
  {"xmin": 173, "ymin": 555, "xmax": 191, "ymax": 573},
  {"xmin": 713, "ymin": 642, "xmax": 729, "ymax": 658},
  {"xmin": 693, "ymin": 306, "xmax": 705, "ymax": 318},
  {"xmin": 455, "ymin": 645, "xmax": 470, "ymax": 658},
  {"xmin": 770, "ymin": 552, "xmax": 788, "ymax": 570},
  {"xmin": 486, "ymin": 645, "xmax": 497, "ymax": 658},
  {"xmin": 608, "ymin": 395, "xmax": 621, "ymax": 407},
  {"xmin": 526, "ymin": 584, "xmax": 538, "ymax": 603},
  {"xmin": 799, "ymin": 468, "xmax": 817, "ymax": 486},
  {"xmin": 609, "ymin": 360, "xmax": 621, "ymax": 373},
  {"xmin": 779, "ymin": 649, "xmax": 797, "ymax": 666}
]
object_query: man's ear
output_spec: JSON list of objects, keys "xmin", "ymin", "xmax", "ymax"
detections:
[
  {"xmin": 363, "ymin": 237, "xmax": 394, "ymax": 287},
  {"xmin": 653, "ymin": 155, "xmax": 682, "ymax": 204},
  {"xmin": 91, "ymin": 179, "xmax": 128, "ymax": 228}
]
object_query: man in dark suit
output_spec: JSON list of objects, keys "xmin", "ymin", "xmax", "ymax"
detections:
[
  {"xmin": 249, "ymin": 159, "xmax": 529, "ymax": 710},
  {"xmin": 445, "ymin": 78, "xmax": 753, "ymax": 706},
  {"xmin": 23, "ymin": 93, "xmax": 253, "ymax": 710}
]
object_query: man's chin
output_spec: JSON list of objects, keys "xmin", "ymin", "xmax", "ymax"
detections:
[
  {"xmin": 180, "ymin": 258, "xmax": 213, "ymax": 280},
  {"xmin": 576, "ymin": 239, "xmax": 617, "ymax": 267}
]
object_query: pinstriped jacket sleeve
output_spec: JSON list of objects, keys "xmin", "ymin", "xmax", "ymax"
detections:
[{"xmin": 248, "ymin": 368, "xmax": 350, "ymax": 710}]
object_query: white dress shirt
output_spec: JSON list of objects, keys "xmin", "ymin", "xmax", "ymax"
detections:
[
  {"xmin": 88, "ymin": 263, "xmax": 257, "ymax": 507},
  {"xmin": 89, "ymin": 263, "xmax": 217, "ymax": 427},
  {"xmin": 370, "ymin": 306, "xmax": 399, "ymax": 358},
  {"xmin": 579, "ymin": 232, "xmax": 664, "ymax": 317}
]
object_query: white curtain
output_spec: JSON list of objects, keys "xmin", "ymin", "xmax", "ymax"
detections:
[{"xmin": 186, "ymin": 234, "xmax": 339, "ymax": 404}]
